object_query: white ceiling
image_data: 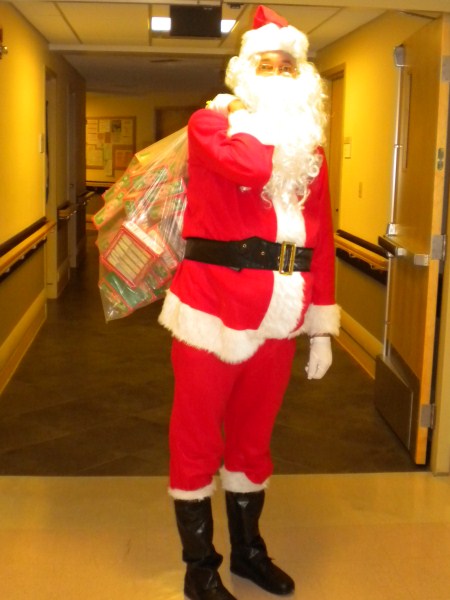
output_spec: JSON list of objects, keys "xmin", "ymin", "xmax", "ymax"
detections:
[{"xmin": 10, "ymin": 1, "xmax": 448, "ymax": 95}]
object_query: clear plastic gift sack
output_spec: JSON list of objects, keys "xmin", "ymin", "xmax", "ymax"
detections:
[{"xmin": 94, "ymin": 126, "xmax": 188, "ymax": 321}]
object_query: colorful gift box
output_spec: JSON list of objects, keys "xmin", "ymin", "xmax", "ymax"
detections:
[
  {"xmin": 98, "ymin": 279, "xmax": 132, "ymax": 319},
  {"xmin": 102, "ymin": 222, "xmax": 162, "ymax": 287},
  {"xmin": 100, "ymin": 271, "xmax": 154, "ymax": 309},
  {"xmin": 93, "ymin": 196, "xmax": 125, "ymax": 229}
]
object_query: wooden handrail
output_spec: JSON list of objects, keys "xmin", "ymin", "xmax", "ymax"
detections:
[
  {"xmin": 334, "ymin": 233, "xmax": 388, "ymax": 272},
  {"xmin": 0, "ymin": 220, "xmax": 55, "ymax": 277}
]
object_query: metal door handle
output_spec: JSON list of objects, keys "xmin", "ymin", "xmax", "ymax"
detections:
[
  {"xmin": 378, "ymin": 235, "xmax": 433, "ymax": 267},
  {"xmin": 378, "ymin": 236, "xmax": 407, "ymax": 257}
]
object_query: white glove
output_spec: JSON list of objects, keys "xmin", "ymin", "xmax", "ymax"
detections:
[
  {"xmin": 306, "ymin": 336, "xmax": 332, "ymax": 380},
  {"xmin": 227, "ymin": 110, "xmax": 279, "ymax": 146},
  {"xmin": 206, "ymin": 94, "xmax": 238, "ymax": 116}
]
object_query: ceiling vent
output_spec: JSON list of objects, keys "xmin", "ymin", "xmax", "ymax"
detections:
[{"xmin": 169, "ymin": 5, "xmax": 222, "ymax": 38}]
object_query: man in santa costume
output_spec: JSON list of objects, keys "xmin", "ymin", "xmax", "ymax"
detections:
[{"xmin": 159, "ymin": 5, "xmax": 340, "ymax": 599}]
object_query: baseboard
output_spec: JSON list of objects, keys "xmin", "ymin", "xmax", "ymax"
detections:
[
  {"xmin": 47, "ymin": 257, "xmax": 71, "ymax": 299},
  {"xmin": 335, "ymin": 310, "xmax": 383, "ymax": 379},
  {"xmin": 0, "ymin": 291, "xmax": 47, "ymax": 394},
  {"xmin": 70, "ymin": 236, "xmax": 86, "ymax": 268}
]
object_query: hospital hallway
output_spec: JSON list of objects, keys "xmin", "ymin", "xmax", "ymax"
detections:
[
  {"xmin": 0, "ymin": 228, "xmax": 418, "ymax": 477},
  {"xmin": 2, "ymin": 230, "xmax": 450, "ymax": 600}
]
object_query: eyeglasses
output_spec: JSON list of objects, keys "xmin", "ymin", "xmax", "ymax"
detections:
[{"xmin": 256, "ymin": 62, "xmax": 298, "ymax": 77}]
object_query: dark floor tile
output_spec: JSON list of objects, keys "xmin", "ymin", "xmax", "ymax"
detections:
[
  {"xmin": 79, "ymin": 456, "xmax": 157, "ymax": 476},
  {"xmin": 92, "ymin": 417, "xmax": 168, "ymax": 456},
  {"xmin": 136, "ymin": 404, "xmax": 173, "ymax": 425},
  {"xmin": 0, "ymin": 380, "xmax": 69, "ymax": 418},
  {"xmin": 0, "ymin": 231, "xmax": 422, "ymax": 476},
  {"xmin": 0, "ymin": 414, "xmax": 67, "ymax": 453},
  {"xmin": 131, "ymin": 444, "xmax": 170, "ymax": 475},
  {"xmin": 12, "ymin": 401, "xmax": 122, "ymax": 436},
  {"xmin": 0, "ymin": 432, "xmax": 125, "ymax": 475}
]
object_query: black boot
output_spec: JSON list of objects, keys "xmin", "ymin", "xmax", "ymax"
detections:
[
  {"xmin": 225, "ymin": 491, "xmax": 295, "ymax": 596},
  {"xmin": 174, "ymin": 498, "xmax": 238, "ymax": 600}
]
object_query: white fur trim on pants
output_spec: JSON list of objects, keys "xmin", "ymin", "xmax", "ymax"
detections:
[
  {"xmin": 220, "ymin": 467, "xmax": 268, "ymax": 493},
  {"xmin": 168, "ymin": 480, "xmax": 216, "ymax": 500}
]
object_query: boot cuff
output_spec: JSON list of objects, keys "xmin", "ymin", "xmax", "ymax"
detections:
[
  {"xmin": 168, "ymin": 480, "xmax": 216, "ymax": 500},
  {"xmin": 220, "ymin": 467, "xmax": 268, "ymax": 493}
]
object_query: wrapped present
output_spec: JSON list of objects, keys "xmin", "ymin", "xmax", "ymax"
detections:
[
  {"xmin": 95, "ymin": 126, "xmax": 188, "ymax": 321},
  {"xmin": 93, "ymin": 195, "xmax": 125, "ymax": 229},
  {"xmin": 102, "ymin": 225, "xmax": 156, "ymax": 288}
]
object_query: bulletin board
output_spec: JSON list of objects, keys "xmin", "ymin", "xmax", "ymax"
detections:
[{"xmin": 85, "ymin": 116, "xmax": 136, "ymax": 183}]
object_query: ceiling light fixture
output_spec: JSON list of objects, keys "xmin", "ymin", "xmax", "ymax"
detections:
[
  {"xmin": 151, "ymin": 17, "xmax": 171, "ymax": 32},
  {"xmin": 221, "ymin": 19, "xmax": 235, "ymax": 34},
  {"xmin": 150, "ymin": 17, "xmax": 236, "ymax": 34}
]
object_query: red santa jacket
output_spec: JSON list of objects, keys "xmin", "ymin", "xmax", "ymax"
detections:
[{"xmin": 159, "ymin": 108, "xmax": 340, "ymax": 363}]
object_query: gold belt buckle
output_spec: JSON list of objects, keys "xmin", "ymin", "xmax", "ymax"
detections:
[{"xmin": 279, "ymin": 241, "xmax": 296, "ymax": 275}]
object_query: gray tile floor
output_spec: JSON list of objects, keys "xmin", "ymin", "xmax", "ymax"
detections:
[{"xmin": 0, "ymin": 230, "xmax": 420, "ymax": 475}]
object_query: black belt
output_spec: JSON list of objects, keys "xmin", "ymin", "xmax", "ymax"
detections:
[{"xmin": 184, "ymin": 237, "xmax": 313, "ymax": 275}]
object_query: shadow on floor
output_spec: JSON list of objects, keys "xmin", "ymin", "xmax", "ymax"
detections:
[{"xmin": 0, "ymin": 230, "xmax": 420, "ymax": 475}]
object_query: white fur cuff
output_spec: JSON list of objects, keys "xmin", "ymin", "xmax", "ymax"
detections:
[
  {"xmin": 168, "ymin": 480, "xmax": 216, "ymax": 500},
  {"xmin": 298, "ymin": 303, "xmax": 341, "ymax": 337},
  {"xmin": 220, "ymin": 467, "xmax": 268, "ymax": 493}
]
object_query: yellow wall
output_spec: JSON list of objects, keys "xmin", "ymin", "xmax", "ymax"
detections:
[
  {"xmin": 0, "ymin": 4, "xmax": 85, "ymax": 243},
  {"xmin": 0, "ymin": 3, "xmax": 85, "ymax": 391},
  {"xmin": 316, "ymin": 11, "xmax": 427, "ymax": 245},
  {"xmin": 0, "ymin": 6, "xmax": 45, "ymax": 243}
]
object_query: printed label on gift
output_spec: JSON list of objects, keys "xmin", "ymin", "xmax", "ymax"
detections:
[
  {"xmin": 102, "ymin": 227, "xmax": 156, "ymax": 287},
  {"xmin": 123, "ymin": 221, "xmax": 165, "ymax": 257}
]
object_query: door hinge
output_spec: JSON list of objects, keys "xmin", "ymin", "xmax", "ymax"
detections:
[
  {"xmin": 442, "ymin": 56, "xmax": 450, "ymax": 83},
  {"xmin": 437, "ymin": 147, "xmax": 445, "ymax": 171},
  {"xmin": 431, "ymin": 234, "xmax": 446, "ymax": 261},
  {"xmin": 420, "ymin": 404, "xmax": 436, "ymax": 429}
]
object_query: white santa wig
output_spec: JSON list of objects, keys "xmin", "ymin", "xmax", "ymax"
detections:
[{"xmin": 225, "ymin": 6, "xmax": 326, "ymax": 207}]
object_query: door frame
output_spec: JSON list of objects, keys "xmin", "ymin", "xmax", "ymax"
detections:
[
  {"xmin": 432, "ymin": 34, "xmax": 450, "ymax": 473},
  {"xmin": 322, "ymin": 65, "xmax": 345, "ymax": 232}
]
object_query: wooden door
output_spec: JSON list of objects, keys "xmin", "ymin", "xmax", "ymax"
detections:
[{"xmin": 376, "ymin": 17, "xmax": 449, "ymax": 464}]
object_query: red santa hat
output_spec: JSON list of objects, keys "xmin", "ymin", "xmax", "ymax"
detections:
[{"xmin": 238, "ymin": 5, "xmax": 309, "ymax": 64}]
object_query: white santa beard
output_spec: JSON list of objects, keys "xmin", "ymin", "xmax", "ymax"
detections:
[{"xmin": 235, "ymin": 73, "xmax": 323, "ymax": 206}]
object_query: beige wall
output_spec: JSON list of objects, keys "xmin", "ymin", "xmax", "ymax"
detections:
[{"xmin": 0, "ymin": 3, "xmax": 85, "ymax": 392}]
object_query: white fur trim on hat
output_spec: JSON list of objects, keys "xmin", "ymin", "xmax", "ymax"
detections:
[
  {"xmin": 220, "ymin": 467, "xmax": 268, "ymax": 493},
  {"xmin": 168, "ymin": 479, "xmax": 216, "ymax": 500},
  {"xmin": 239, "ymin": 22, "xmax": 309, "ymax": 63}
]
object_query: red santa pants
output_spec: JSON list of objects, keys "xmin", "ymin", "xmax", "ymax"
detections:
[{"xmin": 169, "ymin": 337, "xmax": 296, "ymax": 494}]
